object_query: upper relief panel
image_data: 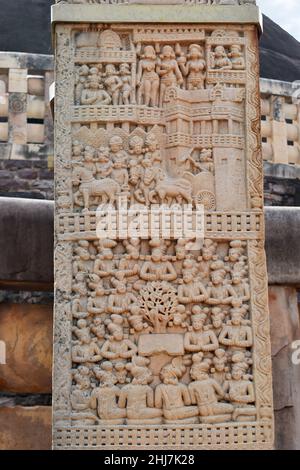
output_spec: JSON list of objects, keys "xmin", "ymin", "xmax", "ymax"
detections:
[{"xmin": 65, "ymin": 24, "xmax": 254, "ymax": 215}]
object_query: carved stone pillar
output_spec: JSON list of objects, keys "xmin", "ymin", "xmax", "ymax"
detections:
[{"xmin": 52, "ymin": 1, "xmax": 274, "ymax": 450}]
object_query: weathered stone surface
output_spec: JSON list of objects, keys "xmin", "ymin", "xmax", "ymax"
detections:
[
  {"xmin": 269, "ymin": 286, "xmax": 300, "ymax": 450},
  {"xmin": 0, "ymin": 304, "xmax": 53, "ymax": 394},
  {"xmin": 0, "ymin": 406, "xmax": 51, "ymax": 450},
  {"xmin": 52, "ymin": 2, "xmax": 273, "ymax": 450},
  {"xmin": 265, "ymin": 207, "xmax": 300, "ymax": 286},
  {"xmin": 0, "ymin": 197, "xmax": 53, "ymax": 285}
]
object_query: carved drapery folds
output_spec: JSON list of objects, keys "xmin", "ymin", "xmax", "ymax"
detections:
[{"xmin": 53, "ymin": 13, "xmax": 273, "ymax": 450}]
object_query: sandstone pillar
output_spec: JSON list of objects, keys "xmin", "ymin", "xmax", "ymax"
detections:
[{"xmin": 52, "ymin": 1, "xmax": 274, "ymax": 450}]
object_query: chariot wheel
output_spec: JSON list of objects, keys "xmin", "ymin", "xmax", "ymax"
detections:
[{"xmin": 194, "ymin": 190, "xmax": 216, "ymax": 210}]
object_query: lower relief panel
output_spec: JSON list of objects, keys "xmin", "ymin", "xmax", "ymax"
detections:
[{"xmin": 53, "ymin": 237, "xmax": 273, "ymax": 449}]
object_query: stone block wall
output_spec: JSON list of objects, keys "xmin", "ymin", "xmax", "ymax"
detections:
[
  {"xmin": 0, "ymin": 52, "xmax": 54, "ymax": 199},
  {"xmin": 264, "ymin": 162, "xmax": 300, "ymax": 207},
  {"xmin": 0, "ymin": 159, "xmax": 53, "ymax": 199},
  {"xmin": 261, "ymin": 79, "xmax": 300, "ymax": 166}
]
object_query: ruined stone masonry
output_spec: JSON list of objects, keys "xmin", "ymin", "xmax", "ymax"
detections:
[{"xmin": 52, "ymin": 1, "xmax": 274, "ymax": 449}]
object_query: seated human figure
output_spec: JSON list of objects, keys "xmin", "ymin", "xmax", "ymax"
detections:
[
  {"xmin": 72, "ymin": 334, "xmax": 102, "ymax": 366},
  {"xmin": 188, "ymin": 360, "xmax": 233, "ymax": 424},
  {"xmin": 212, "ymin": 46, "xmax": 232, "ymax": 70},
  {"xmin": 178, "ymin": 260, "xmax": 208, "ymax": 306},
  {"xmin": 107, "ymin": 278, "xmax": 139, "ymax": 315},
  {"xmin": 184, "ymin": 312, "xmax": 219, "ymax": 354},
  {"xmin": 90, "ymin": 361, "xmax": 126, "ymax": 424},
  {"xmin": 140, "ymin": 241, "xmax": 177, "ymax": 282},
  {"xmin": 228, "ymin": 45, "xmax": 245, "ymax": 70},
  {"xmin": 80, "ymin": 69, "xmax": 112, "ymax": 106},
  {"xmin": 100, "ymin": 315, "xmax": 137, "ymax": 362},
  {"xmin": 206, "ymin": 264, "xmax": 236, "ymax": 306},
  {"xmin": 155, "ymin": 358, "xmax": 198, "ymax": 424},
  {"xmin": 71, "ymin": 366, "xmax": 98, "ymax": 425},
  {"xmin": 223, "ymin": 362, "xmax": 256, "ymax": 422},
  {"xmin": 87, "ymin": 282, "xmax": 107, "ymax": 316},
  {"xmin": 118, "ymin": 357, "xmax": 162, "ymax": 424},
  {"xmin": 210, "ymin": 348, "xmax": 228, "ymax": 385},
  {"xmin": 218, "ymin": 307, "xmax": 252, "ymax": 352}
]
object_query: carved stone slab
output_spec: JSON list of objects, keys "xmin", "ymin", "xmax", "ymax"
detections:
[{"xmin": 52, "ymin": 3, "xmax": 273, "ymax": 450}]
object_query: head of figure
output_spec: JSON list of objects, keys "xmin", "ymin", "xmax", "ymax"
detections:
[
  {"xmin": 101, "ymin": 361, "xmax": 113, "ymax": 373},
  {"xmin": 183, "ymin": 270, "xmax": 194, "ymax": 284},
  {"xmin": 188, "ymin": 44, "xmax": 203, "ymax": 60},
  {"xmin": 105, "ymin": 64, "xmax": 117, "ymax": 75},
  {"xmin": 201, "ymin": 239, "xmax": 216, "ymax": 260},
  {"xmin": 78, "ymin": 240, "xmax": 90, "ymax": 260},
  {"xmin": 231, "ymin": 311, "xmax": 242, "ymax": 326},
  {"xmin": 232, "ymin": 273, "xmax": 242, "ymax": 285},
  {"xmin": 231, "ymin": 364, "xmax": 244, "ymax": 381},
  {"xmin": 151, "ymin": 247, "xmax": 162, "ymax": 263},
  {"xmin": 182, "ymin": 259, "xmax": 196, "ymax": 282},
  {"xmin": 109, "ymin": 323, "xmax": 123, "ymax": 341},
  {"xmin": 231, "ymin": 298, "xmax": 243, "ymax": 309},
  {"xmin": 77, "ymin": 319, "xmax": 87, "ymax": 330},
  {"xmin": 113, "ymin": 159, "xmax": 123, "ymax": 169},
  {"xmin": 93, "ymin": 317, "xmax": 102, "ymax": 327},
  {"xmin": 115, "ymin": 362, "xmax": 127, "ymax": 383},
  {"xmin": 192, "ymin": 313, "xmax": 206, "ymax": 331},
  {"xmin": 101, "ymin": 245, "xmax": 114, "ymax": 260},
  {"xmin": 126, "ymin": 238, "xmax": 140, "ymax": 260},
  {"xmin": 143, "ymin": 45, "xmax": 157, "ymax": 60},
  {"xmin": 173, "ymin": 305, "xmax": 186, "ymax": 326},
  {"xmin": 130, "ymin": 315, "xmax": 144, "ymax": 332},
  {"xmin": 129, "ymin": 357, "xmax": 152, "ymax": 385},
  {"xmin": 160, "ymin": 365, "xmax": 179, "ymax": 385},
  {"xmin": 230, "ymin": 44, "xmax": 242, "ymax": 57},
  {"xmin": 117, "ymin": 281, "xmax": 126, "ymax": 294},
  {"xmin": 228, "ymin": 240, "xmax": 243, "ymax": 262},
  {"xmin": 145, "ymin": 134, "xmax": 158, "ymax": 152},
  {"xmin": 78, "ymin": 365, "xmax": 90, "ymax": 377},
  {"xmin": 190, "ymin": 361, "xmax": 210, "ymax": 381},
  {"xmin": 200, "ymin": 149, "xmax": 213, "ymax": 162},
  {"xmin": 99, "ymin": 361, "xmax": 117, "ymax": 386},
  {"xmin": 98, "ymin": 147, "xmax": 109, "ymax": 161},
  {"xmin": 129, "ymin": 136, "xmax": 144, "ymax": 155},
  {"xmin": 94, "ymin": 281, "xmax": 104, "ymax": 296},
  {"xmin": 162, "ymin": 45, "xmax": 175, "ymax": 60},
  {"xmin": 109, "ymin": 135, "xmax": 123, "ymax": 153},
  {"xmin": 211, "ymin": 307, "xmax": 224, "ymax": 328},
  {"xmin": 202, "ymin": 247, "xmax": 213, "ymax": 261},
  {"xmin": 143, "ymin": 158, "xmax": 152, "ymax": 169},
  {"xmin": 84, "ymin": 146, "xmax": 94, "ymax": 162},
  {"xmin": 81, "ymin": 333, "xmax": 91, "ymax": 345},
  {"xmin": 175, "ymin": 239, "xmax": 187, "ymax": 260},
  {"xmin": 215, "ymin": 46, "xmax": 226, "ymax": 58},
  {"xmin": 73, "ymin": 141, "xmax": 83, "ymax": 156},
  {"xmin": 211, "ymin": 269, "xmax": 224, "ymax": 285},
  {"xmin": 88, "ymin": 77, "xmax": 100, "ymax": 89},
  {"xmin": 88, "ymin": 68, "xmax": 100, "ymax": 88},
  {"xmin": 213, "ymin": 348, "xmax": 226, "ymax": 372},
  {"xmin": 79, "ymin": 64, "xmax": 90, "ymax": 76},
  {"xmin": 76, "ymin": 378, "xmax": 90, "ymax": 390},
  {"xmin": 120, "ymin": 63, "xmax": 130, "ymax": 75}
]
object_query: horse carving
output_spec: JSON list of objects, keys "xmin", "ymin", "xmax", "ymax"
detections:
[{"xmin": 73, "ymin": 165, "xmax": 120, "ymax": 212}]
